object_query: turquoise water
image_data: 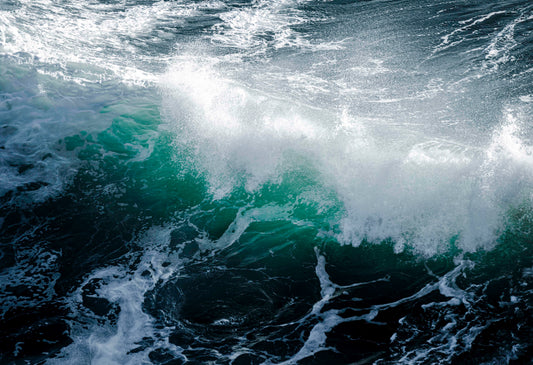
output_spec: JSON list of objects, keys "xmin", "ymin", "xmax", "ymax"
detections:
[{"xmin": 1, "ymin": 0, "xmax": 533, "ymax": 363}]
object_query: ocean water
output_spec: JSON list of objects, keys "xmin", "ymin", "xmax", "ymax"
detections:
[{"xmin": 0, "ymin": 0, "xmax": 532, "ymax": 363}]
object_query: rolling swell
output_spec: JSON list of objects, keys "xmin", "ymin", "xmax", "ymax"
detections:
[{"xmin": 0, "ymin": 0, "xmax": 532, "ymax": 364}]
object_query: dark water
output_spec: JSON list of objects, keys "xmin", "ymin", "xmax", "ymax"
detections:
[{"xmin": 1, "ymin": 0, "xmax": 532, "ymax": 363}]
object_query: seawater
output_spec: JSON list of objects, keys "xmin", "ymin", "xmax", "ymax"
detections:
[{"xmin": 0, "ymin": 0, "xmax": 532, "ymax": 364}]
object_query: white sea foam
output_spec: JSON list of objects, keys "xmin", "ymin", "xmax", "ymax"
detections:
[
  {"xmin": 199, "ymin": 204, "xmax": 294, "ymax": 251},
  {"xmin": 481, "ymin": 5, "xmax": 533, "ymax": 72},
  {"xmin": 161, "ymin": 57, "xmax": 332, "ymax": 198},
  {"xmin": 210, "ymin": 0, "xmax": 341, "ymax": 56},
  {"xmin": 49, "ymin": 226, "xmax": 185, "ymax": 365},
  {"xmin": 155, "ymin": 0, "xmax": 533, "ymax": 257},
  {"xmin": 433, "ymin": 11, "xmax": 507, "ymax": 54},
  {"xmin": 274, "ymin": 249, "xmax": 382, "ymax": 365},
  {"xmin": 276, "ymin": 253, "xmax": 480, "ymax": 364},
  {"xmin": 0, "ymin": 0, "xmax": 202, "ymax": 84},
  {"xmin": 162, "ymin": 51, "xmax": 533, "ymax": 256}
]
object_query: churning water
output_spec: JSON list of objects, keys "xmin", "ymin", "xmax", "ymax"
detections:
[{"xmin": 1, "ymin": 0, "xmax": 532, "ymax": 363}]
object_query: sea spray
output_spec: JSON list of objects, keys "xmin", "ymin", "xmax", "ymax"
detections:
[{"xmin": 0, "ymin": 0, "xmax": 532, "ymax": 363}]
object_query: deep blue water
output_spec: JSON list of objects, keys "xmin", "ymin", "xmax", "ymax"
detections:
[{"xmin": 1, "ymin": 0, "xmax": 533, "ymax": 363}]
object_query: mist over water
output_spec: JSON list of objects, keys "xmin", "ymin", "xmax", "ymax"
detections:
[{"xmin": 1, "ymin": 0, "xmax": 532, "ymax": 364}]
